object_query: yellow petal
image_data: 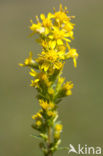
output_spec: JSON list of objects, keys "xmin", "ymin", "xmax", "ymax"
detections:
[
  {"xmin": 57, "ymin": 39, "xmax": 63, "ymax": 45},
  {"xmin": 47, "ymin": 13, "xmax": 54, "ymax": 19},
  {"xmin": 19, "ymin": 63, "xmax": 24, "ymax": 67},
  {"xmin": 73, "ymin": 58, "xmax": 77, "ymax": 68},
  {"xmin": 40, "ymin": 14, "xmax": 45, "ymax": 20},
  {"xmin": 51, "ymin": 41, "xmax": 56, "ymax": 49}
]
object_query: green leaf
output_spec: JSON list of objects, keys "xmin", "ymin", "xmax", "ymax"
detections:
[
  {"xmin": 40, "ymin": 133, "xmax": 48, "ymax": 140},
  {"xmin": 30, "ymin": 134, "xmax": 42, "ymax": 140}
]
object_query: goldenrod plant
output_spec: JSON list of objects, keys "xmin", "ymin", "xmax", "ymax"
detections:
[{"xmin": 19, "ymin": 4, "xmax": 78, "ymax": 156}]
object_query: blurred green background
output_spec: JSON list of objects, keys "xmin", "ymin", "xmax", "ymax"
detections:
[{"xmin": 0, "ymin": 0, "xmax": 103, "ymax": 156}]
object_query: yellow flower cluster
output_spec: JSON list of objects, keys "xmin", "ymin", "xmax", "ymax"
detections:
[
  {"xmin": 32, "ymin": 110, "xmax": 43, "ymax": 127},
  {"xmin": 20, "ymin": 4, "xmax": 78, "ymax": 155},
  {"xmin": 54, "ymin": 124, "xmax": 63, "ymax": 139},
  {"xmin": 39, "ymin": 100, "xmax": 56, "ymax": 117},
  {"xmin": 20, "ymin": 5, "xmax": 78, "ymax": 99}
]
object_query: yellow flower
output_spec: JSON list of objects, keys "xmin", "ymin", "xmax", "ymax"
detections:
[
  {"xmin": 40, "ymin": 13, "xmax": 53, "ymax": 27},
  {"xmin": 47, "ymin": 110, "xmax": 56, "ymax": 117},
  {"xmin": 42, "ymin": 50, "xmax": 58, "ymax": 62},
  {"xmin": 39, "ymin": 100, "xmax": 55, "ymax": 111},
  {"xmin": 30, "ymin": 79, "xmax": 39, "ymax": 88},
  {"xmin": 57, "ymin": 45, "xmax": 66, "ymax": 52},
  {"xmin": 32, "ymin": 112, "xmax": 42, "ymax": 120},
  {"xmin": 29, "ymin": 68, "xmax": 37, "ymax": 77},
  {"xmin": 24, "ymin": 52, "xmax": 35, "ymax": 66},
  {"xmin": 36, "ymin": 50, "xmax": 64, "ymax": 72},
  {"xmin": 48, "ymin": 88, "xmax": 54, "ymax": 95},
  {"xmin": 41, "ymin": 40, "xmax": 56, "ymax": 50},
  {"xmin": 54, "ymin": 4, "xmax": 69, "ymax": 24},
  {"xmin": 36, "ymin": 120, "xmax": 42, "ymax": 126},
  {"xmin": 19, "ymin": 52, "xmax": 38, "ymax": 68},
  {"xmin": 66, "ymin": 48, "xmax": 78, "ymax": 67},
  {"xmin": 63, "ymin": 81, "xmax": 73, "ymax": 90},
  {"xmin": 42, "ymin": 40, "xmax": 56, "ymax": 50},
  {"xmin": 30, "ymin": 19, "xmax": 45, "ymax": 34},
  {"xmin": 57, "ymin": 51, "xmax": 65, "ymax": 60},
  {"xmin": 62, "ymin": 81, "xmax": 73, "ymax": 96},
  {"xmin": 40, "ymin": 62, "xmax": 49, "ymax": 72},
  {"xmin": 37, "ymin": 72, "xmax": 51, "ymax": 87},
  {"xmin": 39, "ymin": 100, "xmax": 49, "ymax": 110},
  {"xmin": 30, "ymin": 22, "xmax": 41, "ymax": 31},
  {"xmin": 63, "ymin": 22, "xmax": 74, "ymax": 32},
  {"xmin": 54, "ymin": 11, "xmax": 68, "ymax": 24},
  {"xmin": 49, "ymin": 41, "xmax": 56, "ymax": 49},
  {"xmin": 58, "ymin": 77, "xmax": 65, "ymax": 84},
  {"xmin": 56, "ymin": 77, "xmax": 65, "ymax": 91},
  {"xmin": 54, "ymin": 61, "xmax": 64, "ymax": 70},
  {"xmin": 54, "ymin": 124, "xmax": 63, "ymax": 139},
  {"xmin": 49, "ymin": 26, "xmax": 71, "ymax": 44},
  {"xmin": 55, "ymin": 124, "xmax": 63, "ymax": 132},
  {"xmin": 65, "ymin": 90, "xmax": 72, "ymax": 96},
  {"xmin": 47, "ymin": 110, "xmax": 53, "ymax": 116}
]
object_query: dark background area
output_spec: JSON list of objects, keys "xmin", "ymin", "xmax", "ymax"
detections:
[{"xmin": 0, "ymin": 0, "xmax": 103, "ymax": 155}]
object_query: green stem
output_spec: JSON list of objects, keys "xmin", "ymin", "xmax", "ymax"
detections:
[{"xmin": 47, "ymin": 126, "xmax": 53, "ymax": 156}]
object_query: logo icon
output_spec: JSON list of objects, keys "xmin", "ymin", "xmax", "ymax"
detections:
[
  {"xmin": 68, "ymin": 144, "xmax": 102, "ymax": 155},
  {"xmin": 68, "ymin": 144, "xmax": 78, "ymax": 154}
]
